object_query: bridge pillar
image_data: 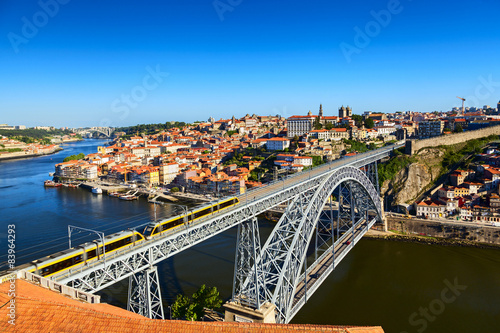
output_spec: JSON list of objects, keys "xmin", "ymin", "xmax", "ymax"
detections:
[
  {"xmin": 381, "ymin": 197, "xmax": 388, "ymax": 232},
  {"xmin": 231, "ymin": 217, "xmax": 263, "ymax": 309},
  {"xmin": 224, "ymin": 301, "xmax": 276, "ymax": 323},
  {"xmin": 127, "ymin": 265, "xmax": 164, "ymax": 319}
]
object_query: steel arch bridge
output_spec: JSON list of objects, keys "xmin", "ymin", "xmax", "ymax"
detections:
[
  {"xmin": 75, "ymin": 127, "xmax": 114, "ymax": 138},
  {"xmin": 8, "ymin": 143, "xmax": 403, "ymax": 323},
  {"xmin": 232, "ymin": 166, "xmax": 382, "ymax": 323}
]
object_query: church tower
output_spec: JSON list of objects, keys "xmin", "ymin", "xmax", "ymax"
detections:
[
  {"xmin": 319, "ymin": 104, "xmax": 323, "ymax": 117},
  {"xmin": 339, "ymin": 105, "xmax": 346, "ymax": 118}
]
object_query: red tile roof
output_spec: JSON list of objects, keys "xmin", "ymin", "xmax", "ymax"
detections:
[{"xmin": 0, "ymin": 279, "xmax": 384, "ymax": 333}]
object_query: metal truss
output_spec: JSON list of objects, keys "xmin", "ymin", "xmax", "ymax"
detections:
[
  {"xmin": 364, "ymin": 161, "xmax": 380, "ymax": 196},
  {"xmin": 55, "ymin": 169, "xmax": 328, "ymax": 292},
  {"xmin": 41, "ymin": 148, "xmax": 396, "ymax": 301},
  {"xmin": 240, "ymin": 166, "xmax": 382, "ymax": 324},
  {"xmin": 232, "ymin": 217, "xmax": 263, "ymax": 309},
  {"xmin": 127, "ymin": 265, "xmax": 164, "ymax": 319}
]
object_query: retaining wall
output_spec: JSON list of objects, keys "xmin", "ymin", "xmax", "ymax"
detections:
[
  {"xmin": 387, "ymin": 217, "xmax": 500, "ymax": 245},
  {"xmin": 405, "ymin": 125, "xmax": 500, "ymax": 155}
]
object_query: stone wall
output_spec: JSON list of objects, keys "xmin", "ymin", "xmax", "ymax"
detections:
[
  {"xmin": 405, "ymin": 124, "xmax": 500, "ymax": 155},
  {"xmin": 387, "ymin": 217, "xmax": 500, "ymax": 245}
]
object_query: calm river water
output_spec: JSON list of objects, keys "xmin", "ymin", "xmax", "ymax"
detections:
[{"xmin": 0, "ymin": 139, "xmax": 499, "ymax": 332}]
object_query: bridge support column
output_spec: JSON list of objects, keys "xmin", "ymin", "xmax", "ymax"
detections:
[
  {"xmin": 224, "ymin": 301, "xmax": 276, "ymax": 323},
  {"xmin": 225, "ymin": 217, "xmax": 276, "ymax": 322},
  {"xmin": 127, "ymin": 265, "xmax": 164, "ymax": 319},
  {"xmin": 231, "ymin": 217, "xmax": 263, "ymax": 309}
]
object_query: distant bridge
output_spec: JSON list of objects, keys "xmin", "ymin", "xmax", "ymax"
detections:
[{"xmin": 75, "ymin": 127, "xmax": 114, "ymax": 138}]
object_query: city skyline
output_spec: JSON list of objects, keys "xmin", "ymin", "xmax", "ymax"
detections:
[{"xmin": 1, "ymin": 0, "xmax": 500, "ymax": 127}]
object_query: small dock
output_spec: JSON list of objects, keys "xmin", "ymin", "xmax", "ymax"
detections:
[
  {"xmin": 169, "ymin": 192, "xmax": 212, "ymax": 202},
  {"xmin": 80, "ymin": 182, "xmax": 129, "ymax": 194}
]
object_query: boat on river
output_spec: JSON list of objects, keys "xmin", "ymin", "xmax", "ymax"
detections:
[
  {"xmin": 91, "ymin": 187, "xmax": 103, "ymax": 194},
  {"xmin": 44, "ymin": 180, "xmax": 61, "ymax": 187},
  {"xmin": 119, "ymin": 194, "xmax": 138, "ymax": 201}
]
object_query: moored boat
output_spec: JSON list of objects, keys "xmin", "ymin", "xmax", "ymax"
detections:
[
  {"xmin": 91, "ymin": 187, "xmax": 103, "ymax": 194},
  {"xmin": 119, "ymin": 194, "xmax": 138, "ymax": 200},
  {"xmin": 44, "ymin": 180, "xmax": 61, "ymax": 187}
]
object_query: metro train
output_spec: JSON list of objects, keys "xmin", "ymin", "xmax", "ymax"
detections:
[{"xmin": 15, "ymin": 197, "xmax": 240, "ymax": 278}]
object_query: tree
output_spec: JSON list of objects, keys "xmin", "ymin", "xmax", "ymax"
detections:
[
  {"xmin": 454, "ymin": 124, "xmax": 463, "ymax": 133},
  {"xmin": 364, "ymin": 118, "xmax": 375, "ymax": 129},
  {"xmin": 171, "ymin": 294, "xmax": 192, "ymax": 320},
  {"xmin": 171, "ymin": 187, "xmax": 180, "ymax": 193},
  {"xmin": 325, "ymin": 123, "xmax": 334, "ymax": 130},
  {"xmin": 171, "ymin": 285, "xmax": 223, "ymax": 321},
  {"xmin": 352, "ymin": 114, "xmax": 363, "ymax": 127},
  {"xmin": 192, "ymin": 284, "xmax": 222, "ymax": 311},
  {"xmin": 313, "ymin": 116, "xmax": 322, "ymax": 130},
  {"xmin": 63, "ymin": 153, "xmax": 85, "ymax": 162}
]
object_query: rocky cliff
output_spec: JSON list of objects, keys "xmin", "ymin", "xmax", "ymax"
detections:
[{"xmin": 381, "ymin": 147, "xmax": 446, "ymax": 207}]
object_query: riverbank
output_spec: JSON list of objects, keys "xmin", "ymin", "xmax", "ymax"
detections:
[
  {"xmin": 365, "ymin": 229, "xmax": 500, "ymax": 250},
  {"xmin": 0, "ymin": 146, "xmax": 63, "ymax": 161}
]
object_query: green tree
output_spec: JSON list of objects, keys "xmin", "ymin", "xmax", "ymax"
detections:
[
  {"xmin": 364, "ymin": 118, "xmax": 375, "ymax": 129},
  {"xmin": 313, "ymin": 116, "xmax": 322, "ymax": 130},
  {"xmin": 171, "ymin": 294, "xmax": 192, "ymax": 320},
  {"xmin": 171, "ymin": 285, "xmax": 223, "ymax": 321},
  {"xmin": 454, "ymin": 124, "xmax": 463, "ymax": 133},
  {"xmin": 352, "ymin": 114, "xmax": 363, "ymax": 127},
  {"xmin": 171, "ymin": 187, "xmax": 180, "ymax": 193},
  {"xmin": 192, "ymin": 284, "xmax": 222, "ymax": 313},
  {"xmin": 63, "ymin": 153, "xmax": 85, "ymax": 162},
  {"xmin": 325, "ymin": 123, "xmax": 334, "ymax": 130}
]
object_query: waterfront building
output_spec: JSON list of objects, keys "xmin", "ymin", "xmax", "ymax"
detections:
[{"xmin": 159, "ymin": 162, "xmax": 179, "ymax": 185}]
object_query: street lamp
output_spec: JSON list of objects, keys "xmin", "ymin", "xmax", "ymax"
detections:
[
  {"xmin": 168, "ymin": 305, "xmax": 172, "ymax": 320},
  {"xmin": 162, "ymin": 202, "xmax": 189, "ymax": 225}
]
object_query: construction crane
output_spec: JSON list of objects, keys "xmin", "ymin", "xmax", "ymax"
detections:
[{"xmin": 457, "ymin": 96, "xmax": 466, "ymax": 114}]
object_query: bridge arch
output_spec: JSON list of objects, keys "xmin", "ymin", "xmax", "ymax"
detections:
[{"xmin": 251, "ymin": 166, "xmax": 382, "ymax": 323}]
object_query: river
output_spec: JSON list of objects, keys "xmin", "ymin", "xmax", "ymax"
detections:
[{"xmin": 0, "ymin": 139, "xmax": 499, "ymax": 332}]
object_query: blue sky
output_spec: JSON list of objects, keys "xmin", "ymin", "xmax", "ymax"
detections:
[{"xmin": 0, "ymin": 0, "xmax": 499, "ymax": 127}]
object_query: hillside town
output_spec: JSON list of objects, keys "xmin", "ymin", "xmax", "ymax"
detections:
[
  {"xmin": 0, "ymin": 137, "xmax": 61, "ymax": 160},
  {"xmin": 415, "ymin": 146, "xmax": 500, "ymax": 224},
  {"xmin": 51, "ymin": 102, "xmax": 500, "ymax": 205}
]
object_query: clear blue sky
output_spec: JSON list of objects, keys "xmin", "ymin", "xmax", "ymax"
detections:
[{"xmin": 1, "ymin": 0, "xmax": 499, "ymax": 127}]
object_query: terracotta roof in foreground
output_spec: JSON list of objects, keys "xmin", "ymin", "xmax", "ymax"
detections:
[{"xmin": 0, "ymin": 279, "xmax": 384, "ymax": 333}]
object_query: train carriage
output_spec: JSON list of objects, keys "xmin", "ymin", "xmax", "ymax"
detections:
[{"xmin": 11, "ymin": 197, "xmax": 240, "ymax": 278}]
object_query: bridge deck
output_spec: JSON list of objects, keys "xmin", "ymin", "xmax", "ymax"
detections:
[{"xmin": 289, "ymin": 218, "xmax": 375, "ymax": 320}]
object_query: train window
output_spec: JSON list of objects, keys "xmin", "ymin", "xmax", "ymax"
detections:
[
  {"xmin": 195, "ymin": 208, "xmax": 211, "ymax": 219},
  {"xmin": 219, "ymin": 200, "xmax": 232, "ymax": 209},
  {"xmin": 87, "ymin": 249, "xmax": 97, "ymax": 259},
  {"xmin": 143, "ymin": 225, "xmax": 156, "ymax": 237},
  {"xmin": 172, "ymin": 217, "xmax": 183, "ymax": 227}
]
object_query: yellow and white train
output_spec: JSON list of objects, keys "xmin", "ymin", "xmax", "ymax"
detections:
[{"xmin": 15, "ymin": 197, "xmax": 240, "ymax": 278}]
